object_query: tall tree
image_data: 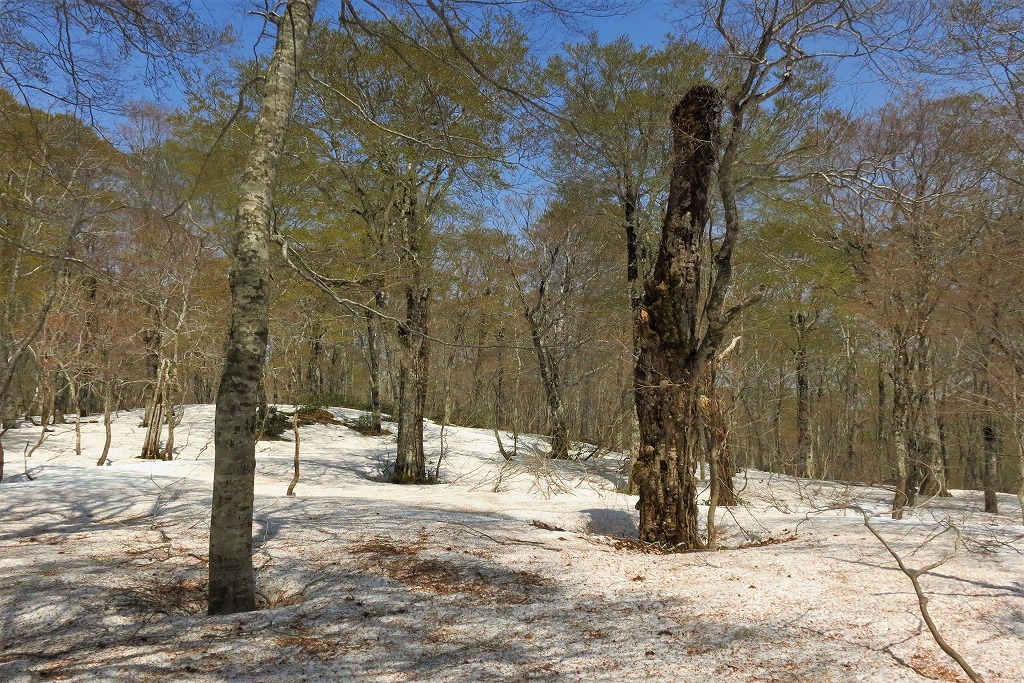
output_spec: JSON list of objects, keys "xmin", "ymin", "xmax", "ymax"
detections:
[
  {"xmin": 209, "ymin": 0, "xmax": 317, "ymax": 616},
  {"xmin": 279, "ymin": 16, "xmax": 520, "ymax": 483},
  {"xmin": 831, "ymin": 91, "xmax": 1005, "ymax": 515}
]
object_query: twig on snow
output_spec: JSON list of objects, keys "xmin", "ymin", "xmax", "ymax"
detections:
[{"xmin": 855, "ymin": 506, "xmax": 987, "ymax": 683}]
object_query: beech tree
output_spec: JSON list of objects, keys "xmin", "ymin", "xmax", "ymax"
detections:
[
  {"xmin": 278, "ymin": 15, "xmax": 522, "ymax": 483},
  {"xmin": 830, "ymin": 91, "xmax": 1007, "ymax": 515},
  {"xmin": 209, "ymin": 0, "xmax": 317, "ymax": 616}
]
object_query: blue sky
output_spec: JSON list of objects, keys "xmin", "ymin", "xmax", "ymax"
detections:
[
  {"xmin": 181, "ymin": 0, "xmax": 890, "ymax": 112},
  {"xmin": 18, "ymin": 0, "xmax": 891, "ymax": 124}
]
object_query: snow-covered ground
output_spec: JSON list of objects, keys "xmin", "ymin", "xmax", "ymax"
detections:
[{"xmin": 1, "ymin": 405, "xmax": 1022, "ymax": 682}]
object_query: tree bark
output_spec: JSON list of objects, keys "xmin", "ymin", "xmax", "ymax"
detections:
[
  {"xmin": 287, "ymin": 410, "xmax": 300, "ymax": 496},
  {"xmin": 96, "ymin": 382, "xmax": 113, "ymax": 466},
  {"xmin": 141, "ymin": 358, "xmax": 169, "ymax": 458},
  {"xmin": 634, "ymin": 86, "xmax": 721, "ymax": 548},
  {"xmin": 209, "ymin": 0, "xmax": 317, "ymax": 617},
  {"xmin": 365, "ymin": 306, "xmax": 383, "ymax": 434},
  {"xmin": 792, "ymin": 312, "xmax": 813, "ymax": 478},
  {"xmin": 527, "ymin": 316, "xmax": 570, "ymax": 459},
  {"xmin": 980, "ymin": 360, "xmax": 999, "ymax": 513},
  {"xmin": 982, "ymin": 419, "xmax": 998, "ymax": 514},
  {"xmin": 892, "ymin": 335, "xmax": 915, "ymax": 518},
  {"xmin": 916, "ymin": 338, "xmax": 950, "ymax": 497},
  {"xmin": 393, "ymin": 279, "xmax": 430, "ymax": 484}
]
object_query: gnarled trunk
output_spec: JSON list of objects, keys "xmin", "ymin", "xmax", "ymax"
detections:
[{"xmin": 634, "ymin": 86, "xmax": 721, "ymax": 549}]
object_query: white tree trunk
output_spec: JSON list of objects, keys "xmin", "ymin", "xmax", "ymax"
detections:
[{"xmin": 209, "ymin": 0, "xmax": 317, "ymax": 616}]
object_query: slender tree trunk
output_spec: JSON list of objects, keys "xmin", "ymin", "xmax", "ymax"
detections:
[
  {"xmin": 209, "ymin": 0, "xmax": 317, "ymax": 617},
  {"xmin": 792, "ymin": 314, "xmax": 812, "ymax": 478},
  {"xmin": 634, "ymin": 86, "xmax": 721, "ymax": 548},
  {"xmin": 365, "ymin": 307, "xmax": 383, "ymax": 434},
  {"xmin": 877, "ymin": 352, "xmax": 886, "ymax": 447},
  {"xmin": 67, "ymin": 375, "xmax": 82, "ymax": 457},
  {"xmin": 97, "ymin": 382, "xmax": 113, "ymax": 466},
  {"xmin": 982, "ymin": 418, "xmax": 998, "ymax": 514},
  {"xmin": 1015, "ymin": 419, "xmax": 1024, "ymax": 526},
  {"xmin": 27, "ymin": 366, "xmax": 56, "ymax": 459},
  {"xmin": 470, "ymin": 324, "xmax": 487, "ymax": 410},
  {"xmin": 773, "ymin": 366, "xmax": 784, "ymax": 470},
  {"xmin": 843, "ymin": 332, "xmax": 858, "ymax": 473},
  {"xmin": 163, "ymin": 394, "xmax": 185, "ymax": 461},
  {"xmin": 287, "ymin": 410, "xmax": 300, "ymax": 496}
]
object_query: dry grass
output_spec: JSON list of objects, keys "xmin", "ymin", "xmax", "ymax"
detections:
[
  {"xmin": 114, "ymin": 572, "xmax": 207, "ymax": 616},
  {"xmin": 350, "ymin": 536, "xmax": 550, "ymax": 604}
]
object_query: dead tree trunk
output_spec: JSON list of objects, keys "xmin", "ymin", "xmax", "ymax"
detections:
[
  {"xmin": 209, "ymin": 0, "xmax": 317, "ymax": 617},
  {"xmin": 634, "ymin": 86, "xmax": 722, "ymax": 548}
]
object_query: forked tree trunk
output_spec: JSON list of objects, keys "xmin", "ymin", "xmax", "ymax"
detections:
[
  {"xmin": 634, "ymin": 86, "xmax": 722, "ymax": 548},
  {"xmin": 209, "ymin": 0, "xmax": 317, "ymax": 617},
  {"xmin": 141, "ymin": 358, "xmax": 169, "ymax": 459}
]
